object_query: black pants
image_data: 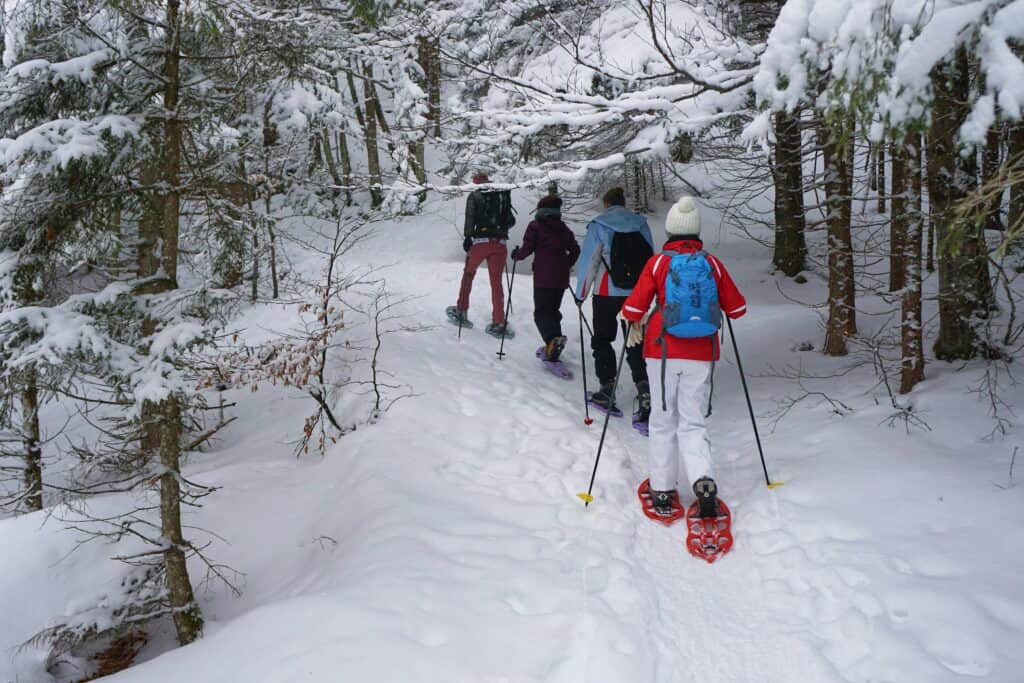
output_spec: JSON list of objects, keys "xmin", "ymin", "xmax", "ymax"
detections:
[
  {"xmin": 533, "ymin": 287, "xmax": 565, "ymax": 342},
  {"xmin": 592, "ymin": 295, "xmax": 648, "ymax": 387}
]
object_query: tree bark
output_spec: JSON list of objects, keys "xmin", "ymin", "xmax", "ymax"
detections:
[
  {"xmin": 1009, "ymin": 120, "xmax": 1023, "ymax": 237},
  {"xmin": 890, "ymin": 141, "xmax": 907, "ymax": 292},
  {"xmin": 821, "ymin": 118, "xmax": 856, "ymax": 356},
  {"xmin": 337, "ymin": 130, "xmax": 353, "ymax": 206},
  {"xmin": 929, "ymin": 50, "xmax": 990, "ymax": 361},
  {"xmin": 877, "ymin": 142, "xmax": 886, "ymax": 214},
  {"xmin": 772, "ymin": 110, "xmax": 807, "ymax": 276},
  {"xmin": 429, "ymin": 37, "xmax": 442, "ymax": 138},
  {"xmin": 137, "ymin": 0, "xmax": 202, "ymax": 646},
  {"xmin": 362, "ymin": 63, "xmax": 383, "ymax": 208},
  {"xmin": 899, "ymin": 133, "xmax": 925, "ymax": 393},
  {"xmin": 20, "ymin": 369, "xmax": 42, "ymax": 512},
  {"xmin": 157, "ymin": 397, "xmax": 203, "ymax": 644},
  {"xmin": 983, "ymin": 120, "xmax": 1004, "ymax": 231}
]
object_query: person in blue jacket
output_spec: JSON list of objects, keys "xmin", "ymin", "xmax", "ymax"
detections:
[{"xmin": 573, "ymin": 187, "xmax": 655, "ymax": 420}]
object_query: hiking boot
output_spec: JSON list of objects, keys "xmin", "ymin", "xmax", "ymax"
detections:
[
  {"xmin": 485, "ymin": 322, "xmax": 514, "ymax": 339},
  {"xmin": 635, "ymin": 380, "xmax": 651, "ymax": 423},
  {"xmin": 543, "ymin": 335, "xmax": 567, "ymax": 362},
  {"xmin": 589, "ymin": 382, "xmax": 617, "ymax": 410},
  {"xmin": 692, "ymin": 477, "xmax": 719, "ymax": 518},
  {"xmin": 446, "ymin": 306, "xmax": 470, "ymax": 325},
  {"xmin": 649, "ymin": 488, "xmax": 676, "ymax": 517}
]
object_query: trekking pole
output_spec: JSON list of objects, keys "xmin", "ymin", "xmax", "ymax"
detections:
[
  {"xmin": 457, "ymin": 246, "xmax": 471, "ymax": 342},
  {"xmin": 576, "ymin": 300, "xmax": 593, "ymax": 426},
  {"xmin": 495, "ymin": 258, "xmax": 517, "ymax": 359},
  {"xmin": 578, "ymin": 320, "xmax": 628, "ymax": 507},
  {"xmin": 726, "ymin": 316, "xmax": 782, "ymax": 489},
  {"xmin": 504, "ymin": 268, "xmax": 514, "ymax": 315}
]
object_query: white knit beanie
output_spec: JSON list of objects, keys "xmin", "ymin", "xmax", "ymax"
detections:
[{"xmin": 665, "ymin": 196, "xmax": 701, "ymax": 237}]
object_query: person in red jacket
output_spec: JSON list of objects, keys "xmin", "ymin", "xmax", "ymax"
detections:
[{"xmin": 619, "ymin": 196, "xmax": 747, "ymax": 518}]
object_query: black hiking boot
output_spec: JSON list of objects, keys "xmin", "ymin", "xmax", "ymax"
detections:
[
  {"xmin": 635, "ymin": 380, "xmax": 651, "ymax": 423},
  {"xmin": 589, "ymin": 382, "xmax": 617, "ymax": 411},
  {"xmin": 693, "ymin": 477, "xmax": 720, "ymax": 518},
  {"xmin": 543, "ymin": 335, "xmax": 567, "ymax": 362}
]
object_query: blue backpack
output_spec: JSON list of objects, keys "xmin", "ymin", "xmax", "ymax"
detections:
[{"xmin": 661, "ymin": 250, "xmax": 721, "ymax": 338}]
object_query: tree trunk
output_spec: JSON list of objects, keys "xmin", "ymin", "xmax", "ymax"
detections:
[
  {"xmin": 900, "ymin": 133, "xmax": 925, "ymax": 393},
  {"xmin": 337, "ymin": 130, "xmax": 353, "ymax": 206},
  {"xmin": 821, "ymin": 119, "xmax": 856, "ymax": 356},
  {"xmin": 430, "ymin": 38, "xmax": 442, "ymax": 138},
  {"xmin": 362, "ymin": 63, "xmax": 383, "ymax": 208},
  {"xmin": 930, "ymin": 50, "xmax": 989, "ymax": 361},
  {"xmin": 20, "ymin": 369, "xmax": 42, "ymax": 512},
  {"xmin": 265, "ymin": 195, "xmax": 278, "ymax": 300},
  {"xmin": 140, "ymin": 0, "xmax": 202, "ymax": 646},
  {"xmin": 913, "ymin": 134, "xmax": 925, "ymax": 274},
  {"xmin": 157, "ymin": 397, "xmax": 203, "ymax": 643},
  {"xmin": 890, "ymin": 141, "xmax": 907, "ymax": 292},
  {"xmin": 772, "ymin": 110, "xmax": 807, "ymax": 276},
  {"xmin": 983, "ymin": 121, "xmax": 1004, "ymax": 231},
  {"xmin": 1008, "ymin": 119, "xmax": 1022, "ymax": 250},
  {"xmin": 877, "ymin": 141, "xmax": 886, "ymax": 214}
]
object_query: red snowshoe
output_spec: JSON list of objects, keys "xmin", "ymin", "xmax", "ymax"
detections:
[
  {"xmin": 685, "ymin": 499, "xmax": 733, "ymax": 564},
  {"xmin": 637, "ymin": 479, "xmax": 685, "ymax": 525}
]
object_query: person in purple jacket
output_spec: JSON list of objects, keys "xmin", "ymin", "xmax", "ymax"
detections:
[{"xmin": 512, "ymin": 195, "xmax": 581, "ymax": 361}]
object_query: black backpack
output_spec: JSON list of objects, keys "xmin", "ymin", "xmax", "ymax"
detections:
[
  {"xmin": 476, "ymin": 190, "xmax": 516, "ymax": 236},
  {"xmin": 605, "ymin": 230, "xmax": 653, "ymax": 289}
]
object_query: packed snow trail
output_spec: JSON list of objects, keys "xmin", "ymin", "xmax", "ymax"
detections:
[{"xmin": 3, "ymin": 195, "xmax": 1023, "ymax": 682}]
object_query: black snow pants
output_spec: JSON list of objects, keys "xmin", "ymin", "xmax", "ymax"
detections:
[
  {"xmin": 592, "ymin": 294, "xmax": 648, "ymax": 387},
  {"xmin": 533, "ymin": 287, "xmax": 566, "ymax": 343}
]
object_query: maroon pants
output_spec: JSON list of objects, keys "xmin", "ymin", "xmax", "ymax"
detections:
[{"xmin": 457, "ymin": 240, "xmax": 507, "ymax": 324}]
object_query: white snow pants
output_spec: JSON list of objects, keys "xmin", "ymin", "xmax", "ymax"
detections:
[{"xmin": 646, "ymin": 358, "xmax": 713, "ymax": 492}]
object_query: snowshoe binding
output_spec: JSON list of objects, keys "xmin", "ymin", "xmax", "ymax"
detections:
[
  {"xmin": 638, "ymin": 479, "xmax": 685, "ymax": 525},
  {"xmin": 485, "ymin": 322, "xmax": 514, "ymax": 339},
  {"xmin": 536, "ymin": 342, "xmax": 572, "ymax": 380},
  {"xmin": 446, "ymin": 306, "xmax": 473, "ymax": 329},
  {"xmin": 588, "ymin": 383, "xmax": 622, "ymax": 417},
  {"xmin": 685, "ymin": 477, "xmax": 733, "ymax": 563}
]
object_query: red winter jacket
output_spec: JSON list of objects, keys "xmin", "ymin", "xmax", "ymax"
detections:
[{"xmin": 621, "ymin": 239, "xmax": 747, "ymax": 362}]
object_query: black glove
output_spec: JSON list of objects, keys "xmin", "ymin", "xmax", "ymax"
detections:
[
  {"xmin": 463, "ymin": 236, "xmax": 472, "ymax": 252},
  {"xmin": 511, "ymin": 246, "xmax": 521, "ymax": 260}
]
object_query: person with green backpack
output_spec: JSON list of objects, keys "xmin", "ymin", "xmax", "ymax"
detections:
[
  {"xmin": 573, "ymin": 187, "xmax": 655, "ymax": 422},
  {"xmin": 447, "ymin": 172, "xmax": 517, "ymax": 338},
  {"xmin": 620, "ymin": 196, "xmax": 747, "ymax": 520}
]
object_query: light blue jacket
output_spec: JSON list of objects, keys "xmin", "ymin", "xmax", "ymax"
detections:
[{"xmin": 573, "ymin": 205, "xmax": 655, "ymax": 299}]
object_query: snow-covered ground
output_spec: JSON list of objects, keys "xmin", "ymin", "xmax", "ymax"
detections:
[{"xmin": 3, "ymin": 188, "xmax": 1024, "ymax": 683}]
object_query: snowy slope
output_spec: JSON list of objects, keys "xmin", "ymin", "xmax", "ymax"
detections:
[{"xmin": 3, "ymin": 190, "xmax": 1024, "ymax": 683}]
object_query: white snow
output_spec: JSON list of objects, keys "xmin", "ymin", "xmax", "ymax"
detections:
[{"xmin": 2, "ymin": 183, "xmax": 1023, "ymax": 682}]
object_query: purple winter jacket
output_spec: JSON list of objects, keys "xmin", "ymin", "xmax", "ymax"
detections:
[{"xmin": 514, "ymin": 215, "xmax": 581, "ymax": 289}]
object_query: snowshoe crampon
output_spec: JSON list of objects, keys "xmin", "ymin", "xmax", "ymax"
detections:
[
  {"xmin": 637, "ymin": 479, "xmax": 685, "ymax": 525},
  {"xmin": 685, "ymin": 499, "xmax": 733, "ymax": 564},
  {"xmin": 535, "ymin": 347, "xmax": 573, "ymax": 380}
]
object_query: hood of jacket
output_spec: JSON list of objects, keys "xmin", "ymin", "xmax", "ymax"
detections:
[{"xmin": 591, "ymin": 205, "xmax": 647, "ymax": 233}]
